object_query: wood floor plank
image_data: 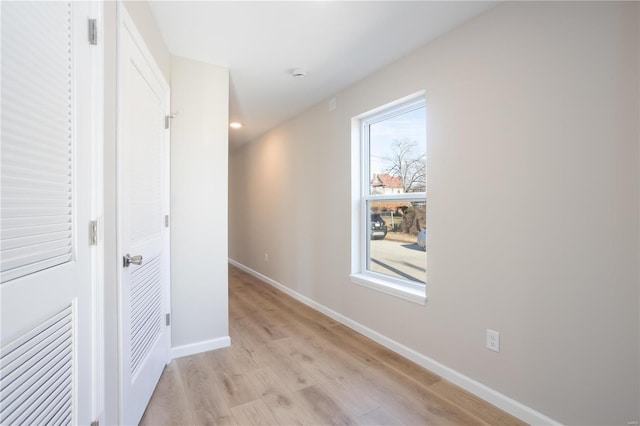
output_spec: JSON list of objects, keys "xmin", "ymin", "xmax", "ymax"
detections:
[
  {"xmin": 214, "ymin": 366, "xmax": 259, "ymax": 408},
  {"xmin": 175, "ymin": 354, "xmax": 236, "ymax": 425},
  {"xmin": 429, "ymin": 380, "xmax": 525, "ymax": 426},
  {"xmin": 139, "ymin": 361, "xmax": 196, "ymax": 426},
  {"xmin": 262, "ymin": 390, "xmax": 330, "ymax": 425},
  {"xmin": 324, "ymin": 376, "xmax": 381, "ymax": 418},
  {"xmin": 276, "ymin": 337, "xmax": 381, "ymax": 417},
  {"xmin": 229, "ymin": 398, "xmax": 279, "ymax": 426},
  {"xmin": 231, "ymin": 286, "xmax": 290, "ymax": 341},
  {"xmin": 297, "ymin": 384, "xmax": 357, "ymax": 425},
  {"xmin": 243, "ymin": 366, "xmax": 293, "ymax": 399},
  {"xmin": 213, "ymin": 341, "xmax": 261, "ymax": 374},
  {"xmin": 263, "ymin": 392, "xmax": 324, "ymax": 425},
  {"xmin": 229, "ymin": 316, "xmax": 273, "ymax": 346},
  {"xmin": 356, "ymin": 406, "xmax": 402, "ymax": 426},
  {"xmin": 261, "ymin": 338, "xmax": 317, "ymax": 392},
  {"xmin": 140, "ymin": 265, "xmax": 527, "ymax": 426}
]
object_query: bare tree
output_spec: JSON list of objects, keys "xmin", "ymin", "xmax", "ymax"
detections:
[{"xmin": 384, "ymin": 139, "xmax": 425, "ymax": 193}]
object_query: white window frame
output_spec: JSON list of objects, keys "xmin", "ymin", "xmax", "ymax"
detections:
[{"xmin": 350, "ymin": 92, "xmax": 427, "ymax": 305}]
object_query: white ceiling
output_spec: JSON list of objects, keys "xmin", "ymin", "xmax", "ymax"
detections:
[{"xmin": 148, "ymin": 1, "xmax": 497, "ymax": 147}]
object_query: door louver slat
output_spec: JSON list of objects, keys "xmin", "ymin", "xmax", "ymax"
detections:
[
  {"xmin": 130, "ymin": 256, "xmax": 162, "ymax": 376},
  {"xmin": 0, "ymin": 305, "xmax": 73, "ymax": 426},
  {"xmin": 0, "ymin": 1, "xmax": 74, "ymax": 284}
]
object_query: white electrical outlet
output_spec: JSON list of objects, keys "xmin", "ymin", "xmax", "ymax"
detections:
[
  {"xmin": 264, "ymin": 253, "xmax": 269, "ymax": 262},
  {"xmin": 486, "ymin": 329, "xmax": 500, "ymax": 352}
]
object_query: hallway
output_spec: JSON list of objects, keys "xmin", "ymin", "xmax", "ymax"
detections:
[{"xmin": 140, "ymin": 266, "xmax": 523, "ymax": 425}]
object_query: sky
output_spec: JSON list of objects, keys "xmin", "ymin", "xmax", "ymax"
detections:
[{"xmin": 369, "ymin": 106, "xmax": 426, "ymax": 178}]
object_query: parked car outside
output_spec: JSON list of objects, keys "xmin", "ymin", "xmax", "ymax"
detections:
[
  {"xmin": 417, "ymin": 229, "xmax": 427, "ymax": 250},
  {"xmin": 370, "ymin": 214, "xmax": 387, "ymax": 240}
]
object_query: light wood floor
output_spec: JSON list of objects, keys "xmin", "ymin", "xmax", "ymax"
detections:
[{"xmin": 140, "ymin": 265, "xmax": 526, "ymax": 425}]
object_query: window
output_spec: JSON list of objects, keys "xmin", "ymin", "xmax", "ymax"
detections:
[{"xmin": 351, "ymin": 94, "xmax": 427, "ymax": 304}]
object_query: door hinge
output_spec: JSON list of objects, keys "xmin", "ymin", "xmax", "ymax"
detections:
[
  {"xmin": 165, "ymin": 215, "xmax": 169, "ymax": 228},
  {"xmin": 165, "ymin": 114, "xmax": 176, "ymax": 129},
  {"xmin": 165, "ymin": 313, "xmax": 171, "ymax": 326},
  {"xmin": 88, "ymin": 19, "xmax": 97, "ymax": 45},
  {"xmin": 89, "ymin": 220, "xmax": 98, "ymax": 246}
]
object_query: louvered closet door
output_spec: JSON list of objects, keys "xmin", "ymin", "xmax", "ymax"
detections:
[
  {"xmin": 118, "ymin": 7, "xmax": 171, "ymax": 425},
  {"xmin": 0, "ymin": 2, "xmax": 96, "ymax": 425}
]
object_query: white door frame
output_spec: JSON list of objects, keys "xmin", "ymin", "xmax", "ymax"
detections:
[
  {"xmin": 84, "ymin": 1, "xmax": 106, "ymax": 423},
  {"xmin": 89, "ymin": 2, "xmax": 106, "ymax": 424}
]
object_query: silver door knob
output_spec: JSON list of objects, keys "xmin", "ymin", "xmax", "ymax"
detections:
[{"xmin": 123, "ymin": 254, "xmax": 143, "ymax": 268}]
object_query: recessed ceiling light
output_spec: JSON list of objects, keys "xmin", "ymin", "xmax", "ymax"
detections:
[{"xmin": 230, "ymin": 122, "xmax": 242, "ymax": 129}]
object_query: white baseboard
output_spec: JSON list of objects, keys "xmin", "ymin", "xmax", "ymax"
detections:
[
  {"xmin": 228, "ymin": 258, "xmax": 560, "ymax": 426},
  {"xmin": 171, "ymin": 336, "xmax": 231, "ymax": 360}
]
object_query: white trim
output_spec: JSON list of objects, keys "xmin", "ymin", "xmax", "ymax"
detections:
[
  {"xmin": 114, "ymin": 7, "xmax": 125, "ymax": 423},
  {"xmin": 354, "ymin": 91, "xmax": 427, "ymax": 122},
  {"xmin": 228, "ymin": 258, "xmax": 560, "ymax": 426},
  {"xmin": 350, "ymin": 273, "xmax": 426, "ymax": 305},
  {"xmin": 88, "ymin": 2, "xmax": 105, "ymax": 425},
  {"xmin": 367, "ymin": 192, "xmax": 426, "ymax": 202},
  {"xmin": 170, "ymin": 336, "xmax": 231, "ymax": 360}
]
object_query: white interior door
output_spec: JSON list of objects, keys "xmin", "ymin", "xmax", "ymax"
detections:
[
  {"xmin": 117, "ymin": 7, "xmax": 171, "ymax": 425},
  {"xmin": 0, "ymin": 2, "xmax": 98, "ymax": 424}
]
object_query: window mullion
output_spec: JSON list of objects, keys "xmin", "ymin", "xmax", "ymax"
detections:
[{"xmin": 366, "ymin": 193, "xmax": 426, "ymax": 202}]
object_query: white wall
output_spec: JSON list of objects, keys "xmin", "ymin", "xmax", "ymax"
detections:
[
  {"xmin": 122, "ymin": 1, "xmax": 171, "ymax": 80},
  {"xmin": 229, "ymin": 2, "xmax": 640, "ymax": 425},
  {"xmin": 170, "ymin": 56, "xmax": 230, "ymax": 355}
]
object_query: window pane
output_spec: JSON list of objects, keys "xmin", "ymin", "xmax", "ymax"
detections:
[
  {"xmin": 369, "ymin": 106, "xmax": 426, "ymax": 195},
  {"xmin": 368, "ymin": 201, "xmax": 426, "ymax": 284}
]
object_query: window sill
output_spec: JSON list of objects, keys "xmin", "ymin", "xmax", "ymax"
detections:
[{"xmin": 350, "ymin": 273, "xmax": 426, "ymax": 305}]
